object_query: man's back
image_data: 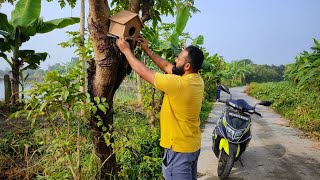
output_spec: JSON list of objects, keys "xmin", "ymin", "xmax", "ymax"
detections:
[{"xmin": 154, "ymin": 73, "xmax": 204, "ymax": 152}]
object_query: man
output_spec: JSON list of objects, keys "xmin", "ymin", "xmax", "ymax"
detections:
[
  {"xmin": 116, "ymin": 36, "xmax": 204, "ymax": 179},
  {"xmin": 216, "ymin": 80, "xmax": 221, "ymax": 102}
]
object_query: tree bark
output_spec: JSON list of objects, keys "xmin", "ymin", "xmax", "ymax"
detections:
[
  {"xmin": 11, "ymin": 58, "xmax": 20, "ymax": 104},
  {"xmin": 87, "ymin": 0, "xmax": 131, "ymax": 178}
]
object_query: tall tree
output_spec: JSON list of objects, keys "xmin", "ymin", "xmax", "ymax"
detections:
[{"xmin": 85, "ymin": 0, "xmax": 203, "ymax": 178}]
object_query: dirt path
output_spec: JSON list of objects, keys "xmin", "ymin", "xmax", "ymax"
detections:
[{"xmin": 198, "ymin": 86, "xmax": 320, "ymax": 180}]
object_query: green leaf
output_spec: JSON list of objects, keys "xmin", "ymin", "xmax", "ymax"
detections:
[
  {"xmin": 94, "ymin": 97, "xmax": 100, "ymax": 104},
  {"xmin": 31, "ymin": 118, "xmax": 36, "ymax": 127},
  {"xmin": 102, "ymin": 102, "xmax": 109, "ymax": 109},
  {"xmin": 103, "ymin": 132, "xmax": 111, "ymax": 146},
  {"xmin": 19, "ymin": 50, "xmax": 48, "ymax": 71},
  {"xmin": 92, "ymin": 106, "xmax": 97, "ymax": 114},
  {"xmin": 0, "ymin": 52, "xmax": 13, "ymax": 67},
  {"xmin": 36, "ymin": 17, "xmax": 80, "ymax": 33},
  {"xmin": 169, "ymin": 32, "xmax": 179, "ymax": 46},
  {"xmin": 97, "ymin": 121, "xmax": 103, "ymax": 127},
  {"xmin": 98, "ymin": 104, "xmax": 107, "ymax": 114},
  {"xmin": 39, "ymin": 102, "xmax": 47, "ymax": 111},
  {"xmin": 10, "ymin": 0, "xmax": 41, "ymax": 27},
  {"xmin": 174, "ymin": 7, "xmax": 190, "ymax": 35},
  {"xmin": 314, "ymin": 38, "xmax": 320, "ymax": 48},
  {"xmin": 101, "ymin": 97, "xmax": 106, "ymax": 103},
  {"xmin": 26, "ymin": 110, "xmax": 33, "ymax": 119},
  {"xmin": 0, "ymin": 13, "xmax": 13, "ymax": 32},
  {"xmin": 192, "ymin": 35, "xmax": 204, "ymax": 45},
  {"xmin": 63, "ymin": 91, "xmax": 69, "ymax": 101}
]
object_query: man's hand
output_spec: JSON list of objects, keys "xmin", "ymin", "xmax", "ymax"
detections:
[
  {"xmin": 116, "ymin": 37, "xmax": 130, "ymax": 53},
  {"xmin": 137, "ymin": 36, "xmax": 149, "ymax": 52}
]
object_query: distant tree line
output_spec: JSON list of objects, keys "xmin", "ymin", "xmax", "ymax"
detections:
[
  {"xmin": 220, "ymin": 58, "xmax": 285, "ymax": 86},
  {"xmin": 246, "ymin": 63, "xmax": 285, "ymax": 83},
  {"xmin": 0, "ymin": 57, "xmax": 79, "ymax": 81}
]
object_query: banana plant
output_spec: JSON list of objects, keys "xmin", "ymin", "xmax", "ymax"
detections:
[
  {"xmin": 284, "ymin": 38, "xmax": 320, "ymax": 90},
  {"xmin": 0, "ymin": 0, "xmax": 79, "ymax": 103}
]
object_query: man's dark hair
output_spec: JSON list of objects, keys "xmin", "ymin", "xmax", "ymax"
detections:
[{"xmin": 185, "ymin": 45, "xmax": 204, "ymax": 72}]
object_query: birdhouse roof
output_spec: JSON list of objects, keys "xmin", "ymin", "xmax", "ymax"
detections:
[{"xmin": 110, "ymin": 10, "xmax": 143, "ymax": 26}]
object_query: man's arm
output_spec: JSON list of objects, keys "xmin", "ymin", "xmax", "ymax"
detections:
[
  {"xmin": 116, "ymin": 37, "xmax": 155, "ymax": 86},
  {"xmin": 138, "ymin": 37, "xmax": 173, "ymax": 74}
]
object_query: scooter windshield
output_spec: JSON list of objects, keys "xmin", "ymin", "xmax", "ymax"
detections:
[{"xmin": 227, "ymin": 99, "xmax": 254, "ymax": 112}]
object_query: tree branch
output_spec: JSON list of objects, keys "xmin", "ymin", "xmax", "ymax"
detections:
[
  {"xmin": 141, "ymin": 0, "xmax": 154, "ymax": 23},
  {"xmin": 129, "ymin": 0, "xmax": 141, "ymax": 13}
]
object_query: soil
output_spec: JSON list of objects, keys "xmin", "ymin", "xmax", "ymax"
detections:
[{"xmin": 198, "ymin": 86, "xmax": 320, "ymax": 180}]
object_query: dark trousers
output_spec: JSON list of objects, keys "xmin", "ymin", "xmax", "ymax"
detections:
[
  {"xmin": 216, "ymin": 90, "xmax": 221, "ymax": 100},
  {"xmin": 162, "ymin": 148, "xmax": 200, "ymax": 180}
]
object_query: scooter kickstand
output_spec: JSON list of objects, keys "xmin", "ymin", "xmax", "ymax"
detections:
[{"xmin": 239, "ymin": 157, "xmax": 244, "ymax": 167}]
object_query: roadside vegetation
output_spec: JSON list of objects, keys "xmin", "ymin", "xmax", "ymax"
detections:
[{"xmin": 246, "ymin": 39, "xmax": 320, "ymax": 139}]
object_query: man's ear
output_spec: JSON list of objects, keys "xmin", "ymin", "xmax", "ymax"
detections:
[{"xmin": 184, "ymin": 62, "xmax": 191, "ymax": 71}]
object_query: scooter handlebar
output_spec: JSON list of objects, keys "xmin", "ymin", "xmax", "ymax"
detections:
[{"xmin": 254, "ymin": 111, "xmax": 262, "ymax": 117}]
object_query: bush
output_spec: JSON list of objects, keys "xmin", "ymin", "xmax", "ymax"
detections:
[
  {"xmin": 113, "ymin": 104, "xmax": 163, "ymax": 180},
  {"xmin": 247, "ymin": 82, "xmax": 320, "ymax": 138}
]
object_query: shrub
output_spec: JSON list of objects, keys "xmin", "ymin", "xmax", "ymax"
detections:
[{"xmin": 247, "ymin": 82, "xmax": 320, "ymax": 138}]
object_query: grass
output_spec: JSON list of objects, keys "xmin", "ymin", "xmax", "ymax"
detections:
[
  {"xmin": 0, "ymin": 79, "xmax": 216, "ymax": 179},
  {"xmin": 246, "ymin": 82, "xmax": 320, "ymax": 139}
]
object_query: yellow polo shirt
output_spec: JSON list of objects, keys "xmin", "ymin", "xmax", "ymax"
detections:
[{"xmin": 154, "ymin": 72, "xmax": 204, "ymax": 152}]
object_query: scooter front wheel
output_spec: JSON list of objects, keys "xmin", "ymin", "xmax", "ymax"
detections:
[{"xmin": 217, "ymin": 150, "xmax": 234, "ymax": 180}]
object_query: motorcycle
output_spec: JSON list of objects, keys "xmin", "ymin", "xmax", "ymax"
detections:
[{"xmin": 212, "ymin": 85, "xmax": 272, "ymax": 179}]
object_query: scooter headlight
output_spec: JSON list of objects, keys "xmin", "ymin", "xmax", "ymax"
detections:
[{"xmin": 226, "ymin": 126, "xmax": 243, "ymax": 141}]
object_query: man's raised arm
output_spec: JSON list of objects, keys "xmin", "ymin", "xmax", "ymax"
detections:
[{"xmin": 138, "ymin": 37, "xmax": 173, "ymax": 74}]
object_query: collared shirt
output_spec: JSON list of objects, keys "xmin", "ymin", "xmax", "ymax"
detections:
[{"xmin": 154, "ymin": 72, "xmax": 204, "ymax": 152}]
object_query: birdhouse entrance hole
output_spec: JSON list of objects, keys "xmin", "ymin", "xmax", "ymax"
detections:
[{"xmin": 129, "ymin": 26, "xmax": 136, "ymax": 37}]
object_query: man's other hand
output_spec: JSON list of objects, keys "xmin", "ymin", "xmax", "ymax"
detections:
[
  {"xmin": 137, "ymin": 36, "xmax": 149, "ymax": 51},
  {"xmin": 116, "ymin": 37, "xmax": 130, "ymax": 53}
]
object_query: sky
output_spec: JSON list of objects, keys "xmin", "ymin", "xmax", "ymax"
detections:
[{"xmin": 0, "ymin": 0, "xmax": 320, "ymax": 70}]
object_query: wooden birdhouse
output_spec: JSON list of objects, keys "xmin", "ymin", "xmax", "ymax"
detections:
[{"xmin": 109, "ymin": 10, "xmax": 143, "ymax": 40}]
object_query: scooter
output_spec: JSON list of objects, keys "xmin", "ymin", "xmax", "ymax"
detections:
[{"xmin": 212, "ymin": 85, "xmax": 272, "ymax": 179}]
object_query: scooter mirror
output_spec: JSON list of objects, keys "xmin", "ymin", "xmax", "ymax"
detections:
[
  {"xmin": 220, "ymin": 85, "xmax": 230, "ymax": 94},
  {"xmin": 258, "ymin": 101, "xmax": 273, "ymax": 106}
]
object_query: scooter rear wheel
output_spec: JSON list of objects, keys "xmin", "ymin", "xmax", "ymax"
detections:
[{"xmin": 217, "ymin": 151, "xmax": 234, "ymax": 180}]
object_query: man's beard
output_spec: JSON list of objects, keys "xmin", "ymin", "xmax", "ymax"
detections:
[{"xmin": 172, "ymin": 62, "xmax": 185, "ymax": 76}]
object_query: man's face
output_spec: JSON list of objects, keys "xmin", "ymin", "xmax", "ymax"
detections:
[
  {"xmin": 172, "ymin": 62, "xmax": 185, "ymax": 75},
  {"xmin": 172, "ymin": 50, "xmax": 189, "ymax": 76}
]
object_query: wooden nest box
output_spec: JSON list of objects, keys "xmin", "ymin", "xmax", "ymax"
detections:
[{"xmin": 109, "ymin": 10, "xmax": 143, "ymax": 40}]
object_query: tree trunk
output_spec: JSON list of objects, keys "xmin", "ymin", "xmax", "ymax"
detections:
[
  {"xmin": 87, "ymin": 0, "xmax": 131, "ymax": 178},
  {"xmin": 11, "ymin": 58, "xmax": 20, "ymax": 104},
  {"xmin": 80, "ymin": 0, "xmax": 86, "ymax": 94}
]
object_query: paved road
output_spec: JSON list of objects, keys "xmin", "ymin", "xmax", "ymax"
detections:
[{"xmin": 198, "ymin": 86, "xmax": 320, "ymax": 180}]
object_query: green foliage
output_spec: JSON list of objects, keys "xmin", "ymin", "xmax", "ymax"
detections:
[
  {"xmin": 170, "ymin": 6, "xmax": 190, "ymax": 46},
  {"xmin": 222, "ymin": 60, "xmax": 254, "ymax": 86},
  {"xmin": 1, "ymin": 64, "xmax": 164, "ymax": 179},
  {"xmin": 247, "ymin": 82, "xmax": 320, "ymax": 138},
  {"xmin": 284, "ymin": 38, "xmax": 320, "ymax": 91},
  {"xmin": 113, "ymin": 105, "xmax": 163, "ymax": 179},
  {"xmin": 0, "ymin": 0, "xmax": 80, "ymax": 103},
  {"xmin": 7, "ymin": 62, "xmax": 109, "ymax": 179},
  {"xmin": 59, "ymin": 30, "xmax": 94, "ymax": 60},
  {"xmin": 47, "ymin": 0, "xmax": 77, "ymax": 8},
  {"xmin": 199, "ymin": 100, "xmax": 214, "ymax": 128},
  {"xmin": 110, "ymin": 0, "xmax": 175, "ymax": 29},
  {"xmin": 200, "ymin": 51, "xmax": 226, "ymax": 100},
  {"xmin": 247, "ymin": 64, "xmax": 285, "ymax": 83},
  {"xmin": 10, "ymin": 0, "xmax": 41, "ymax": 27}
]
